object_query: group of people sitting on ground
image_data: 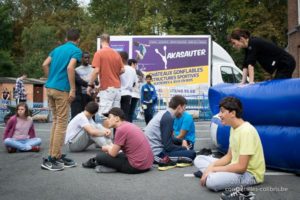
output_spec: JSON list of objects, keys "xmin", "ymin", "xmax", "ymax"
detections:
[{"xmin": 2, "ymin": 95, "xmax": 266, "ymax": 199}]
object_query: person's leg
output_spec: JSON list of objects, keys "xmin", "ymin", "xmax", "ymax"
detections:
[
  {"xmin": 47, "ymin": 89, "xmax": 57, "ymax": 157},
  {"xmin": 168, "ymin": 149, "xmax": 196, "ymax": 162},
  {"xmin": 95, "ymin": 152, "xmax": 148, "ymax": 174},
  {"xmin": 91, "ymin": 136, "xmax": 112, "ymax": 147},
  {"xmin": 4, "ymin": 138, "xmax": 30, "ymax": 151},
  {"xmin": 194, "ymin": 155, "xmax": 218, "ymax": 172},
  {"xmin": 48, "ymin": 89, "xmax": 69, "ymax": 159},
  {"xmin": 68, "ymin": 130, "xmax": 93, "ymax": 152},
  {"xmin": 112, "ymin": 88, "xmax": 121, "ymax": 108},
  {"xmin": 71, "ymin": 97, "xmax": 82, "ymax": 119},
  {"xmin": 205, "ymin": 171, "xmax": 257, "ymax": 192},
  {"xmin": 274, "ymin": 58, "xmax": 296, "ymax": 79},
  {"xmin": 128, "ymin": 98, "xmax": 139, "ymax": 122},
  {"xmin": 120, "ymin": 95, "xmax": 132, "ymax": 121},
  {"xmin": 26, "ymin": 138, "xmax": 42, "ymax": 147},
  {"xmin": 98, "ymin": 89, "xmax": 114, "ymax": 116},
  {"xmin": 144, "ymin": 104, "xmax": 153, "ymax": 125}
]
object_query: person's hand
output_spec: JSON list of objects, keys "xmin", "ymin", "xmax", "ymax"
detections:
[
  {"xmin": 87, "ymin": 86, "xmax": 92, "ymax": 96},
  {"xmin": 200, "ymin": 165, "xmax": 214, "ymax": 186},
  {"xmin": 142, "ymin": 104, "xmax": 147, "ymax": 110},
  {"xmin": 182, "ymin": 140, "xmax": 189, "ymax": 149},
  {"xmin": 68, "ymin": 89, "xmax": 75, "ymax": 103},
  {"xmin": 101, "ymin": 145, "xmax": 110, "ymax": 153},
  {"xmin": 103, "ymin": 128, "xmax": 111, "ymax": 137}
]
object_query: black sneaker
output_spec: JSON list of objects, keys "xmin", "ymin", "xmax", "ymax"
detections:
[
  {"xmin": 158, "ymin": 156, "xmax": 176, "ymax": 171},
  {"xmin": 220, "ymin": 187, "xmax": 255, "ymax": 200},
  {"xmin": 193, "ymin": 170, "xmax": 203, "ymax": 178},
  {"xmin": 41, "ymin": 157, "xmax": 64, "ymax": 171},
  {"xmin": 197, "ymin": 148, "xmax": 212, "ymax": 156},
  {"xmin": 82, "ymin": 157, "xmax": 98, "ymax": 168},
  {"xmin": 57, "ymin": 154, "xmax": 77, "ymax": 168}
]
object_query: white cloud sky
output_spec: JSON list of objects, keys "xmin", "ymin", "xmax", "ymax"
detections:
[{"xmin": 78, "ymin": 0, "xmax": 91, "ymax": 7}]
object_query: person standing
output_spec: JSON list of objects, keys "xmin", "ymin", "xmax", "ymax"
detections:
[
  {"xmin": 141, "ymin": 74, "xmax": 157, "ymax": 125},
  {"xmin": 71, "ymin": 52, "xmax": 94, "ymax": 119},
  {"xmin": 76, "ymin": 52, "xmax": 94, "ymax": 107},
  {"xmin": 128, "ymin": 59, "xmax": 144, "ymax": 122},
  {"xmin": 119, "ymin": 52, "xmax": 137, "ymax": 121},
  {"xmin": 87, "ymin": 33, "xmax": 124, "ymax": 117},
  {"xmin": 2, "ymin": 88, "xmax": 10, "ymax": 105},
  {"xmin": 228, "ymin": 28, "xmax": 296, "ymax": 84},
  {"xmin": 15, "ymin": 74, "xmax": 27, "ymax": 104},
  {"xmin": 41, "ymin": 28, "xmax": 82, "ymax": 171}
]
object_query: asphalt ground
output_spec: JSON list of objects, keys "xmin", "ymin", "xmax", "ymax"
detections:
[{"xmin": 0, "ymin": 121, "xmax": 299, "ymax": 200}]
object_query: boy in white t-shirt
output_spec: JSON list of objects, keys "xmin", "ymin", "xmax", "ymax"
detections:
[{"xmin": 65, "ymin": 102, "xmax": 112, "ymax": 152}]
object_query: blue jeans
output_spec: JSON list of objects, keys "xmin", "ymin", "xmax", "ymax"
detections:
[
  {"xmin": 4, "ymin": 138, "xmax": 42, "ymax": 151},
  {"xmin": 155, "ymin": 149, "xmax": 196, "ymax": 163}
]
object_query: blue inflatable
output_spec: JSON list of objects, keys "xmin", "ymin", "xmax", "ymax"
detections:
[
  {"xmin": 209, "ymin": 78, "xmax": 300, "ymax": 173},
  {"xmin": 209, "ymin": 79, "xmax": 300, "ymax": 126}
]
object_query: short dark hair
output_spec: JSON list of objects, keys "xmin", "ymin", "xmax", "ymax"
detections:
[
  {"xmin": 103, "ymin": 107, "xmax": 125, "ymax": 120},
  {"xmin": 145, "ymin": 74, "xmax": 152, "ymax": 79},
  {"xmin": 219, "ymin": 96, "xmax": 243, "ymax": 118},
  {"xmin": 169, "ymin": 95, "xmax": 187, "ymax": 109},
  {"xmin": 66, "ymin": 28, "xmax": 80, "ymax": 41},
  {"xmin": 119, "ymin": 51, "xmax": 128, "ymax": 63},
  {"xmin": 128, "ymin": 59, "xmax": 137, "ymax": 66},
  {"xmin": 16, "ymin": 103, "xmax": 30, "ymax": 117},
  {"xmin": 100, "ymin": 33, "xmax": 110, "ymax": 43},
  {"xmin": 85, "ymin": 102, "xmax": 99, "ymax": 115},
  {"xmin": 228, "ymin": 28, "xmax": 251, "ymax": 41}
]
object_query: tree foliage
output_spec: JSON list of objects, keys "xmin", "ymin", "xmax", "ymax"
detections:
[{"xmin": 0, "ymin": 0, "xmax": 288, "ymax": 81}]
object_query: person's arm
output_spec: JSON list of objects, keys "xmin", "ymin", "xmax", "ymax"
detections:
[
  {"xmin": 3, "ymin": 116, "xmax": 15, "ymax": 140},
  {"xmin": 87, "ymin": 67, "xmax": 99, "ymax": 95},
  {"xmin": 102, "ymin": 144, "xmax": 121, "ymax": 157},
  {"xmin": 160, "ymin": 113, "xmax": 186, "ymax": 152},
  {"xmin": 7, "ymin": 93, "xmax": 10, "ymax": 100},
  {"xmin": 83, "ymin": 124, "xmax": 111, "ymax": 137},
  {"xmin": 212, "ymin": 154, "xmax": 250, "ymax": 173},
  {"xmin": 75, "ymin": 72, "xmax": 88, "ymax": 87},
  {"xmin": 28, "ymin": 119, "xmax": 36, "ymax": 138},
  {"xmin": 241, "ymin": 68, "xmax": 248, "ymax": 84},
  {"xmin": 152, "ymin": 85, "xmax": 158, "ymax": 103},
  {"xmin": 67, "ymin": 58, "xmax": 77, "ymax": 103},
  {"xmin": 176, "ymin": 129, "xmax": 188, "ymax": 139},
  {"xmin": 248, "ymin": 64, "xmax": 255, "ymax": 84},
  {"xmin": 42, "ymin": 56, "xmax": 51, "ymax": 78}
]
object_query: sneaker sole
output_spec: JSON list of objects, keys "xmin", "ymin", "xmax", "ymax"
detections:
[
  {"xmin": 176, "ymin": 163, "xmax": 193, "ymax": 168},
  {"xmin": 63, "ymin": 163, "xmax": 77, "ymax": 168},
  {"xmin": 41, "ymin": 164, "xmax": 64, "ymax": 171},
  {"xmin": 158, "ymin": 165, "xmax": 176, "ymax": 171}
]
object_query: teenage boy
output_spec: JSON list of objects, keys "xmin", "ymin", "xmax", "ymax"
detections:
[
  {"xmin": 194, "ymin": 96, "xmax": 265, "ymax": 199},
  {"xmin": 65, "ymin": 102, "xmax": 112, "ymax": 152},
  {"xmin": 173, "ymin": 111, "xmax": 196, "ymax": 150},
  {"xmin": 140, "ymin": 74, "xmax": 157, "ymax": 124},
  {"xmin": 41, "ymin": 28, "xmax": 82, "ymax": 171},
  {"xmin": 82, "ymin": 107, "xmax": 153, "ymax": 174},
  {"xmin": 145, "ymin": 95, "xmax": 196, "ymax": 171}
]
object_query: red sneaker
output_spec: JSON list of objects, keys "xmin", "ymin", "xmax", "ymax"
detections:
[{"xmin": 31, "ymin": 146, "xmax": 40, "ymax": 152}]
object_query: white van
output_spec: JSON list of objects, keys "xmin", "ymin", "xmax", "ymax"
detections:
[{"xmin": 212, "ymin": 41, "xmax": 243, "ymax": 85}]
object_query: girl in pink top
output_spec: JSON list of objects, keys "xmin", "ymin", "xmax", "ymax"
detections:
[{"xmin": 3, "ymin": 103, "xmax": 41, "ymax": 153}]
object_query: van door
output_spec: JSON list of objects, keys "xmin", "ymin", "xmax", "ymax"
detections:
[{"xmin": 220, "ymin": 66, "xmax": 242, "ymax": 83}]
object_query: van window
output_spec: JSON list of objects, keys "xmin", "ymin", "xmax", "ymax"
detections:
[{"xmin": 221, "ymin": 66, "xmax": 241, "ymax": 83}]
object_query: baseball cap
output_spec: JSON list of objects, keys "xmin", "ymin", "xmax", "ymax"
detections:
[{"xmin": 103, "ymin": 107, "xmax": 126, "ymax": 120}]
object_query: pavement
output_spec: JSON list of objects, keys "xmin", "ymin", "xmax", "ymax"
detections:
[{"xmin": 0, "ymin": 121, "xmax": 299, "ymax": 200}]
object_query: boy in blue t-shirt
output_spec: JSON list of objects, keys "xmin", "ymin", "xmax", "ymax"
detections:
[{"xmin": 173, "ymin": 111, "xmax": 195, "ymax": 149}]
